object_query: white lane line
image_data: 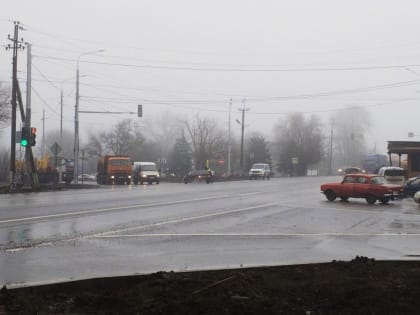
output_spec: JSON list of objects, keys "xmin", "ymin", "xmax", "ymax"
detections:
[
  {"xmin": 3, "ymin": 202, "xmax": 276, "ymax": 252},
  {"xmin": 92, "ymin": 203, "xmax": 278, "ymax": 237},
  {"xmin": 94, "ymin": 232, "xmax": 420, "ymax": 238},
  {"xmin": 0, "ymin": 192, "xmax": 261, "ymax": 224}
]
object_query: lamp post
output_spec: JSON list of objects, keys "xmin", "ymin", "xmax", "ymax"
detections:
[
  {"xmin": 74, "ymin": 49, "xmax": 104, "ymax": 183},
  {"xmin": 236, "ymin": 99, "xmax": 249, "ymax": 176}
]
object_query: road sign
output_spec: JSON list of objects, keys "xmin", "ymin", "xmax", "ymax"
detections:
[
  {"xmin": 50, "ymin": 142, "xmax": 62, "ymax": 155},
  {"xmin": 292, "ymin": 157, "xmax": 299, "ymax": 165}
]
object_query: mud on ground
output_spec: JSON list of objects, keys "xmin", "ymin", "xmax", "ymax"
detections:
[{"xmin": 1, "ymin": 257, "xmax": 420, "ymax": 314}]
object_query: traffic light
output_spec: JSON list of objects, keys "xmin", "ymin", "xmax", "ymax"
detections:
[
  {"xmin": 30, "ymin": 127, "xmax": 37, "ymax": 146},
  {"xmin": 20, "ymin": 127, "xmax": 29, "ymax": 147}
]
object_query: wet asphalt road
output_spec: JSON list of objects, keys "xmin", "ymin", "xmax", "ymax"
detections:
[{"xmin": 1, "ymin": 176, "xmax": 420, "ymax": 287}]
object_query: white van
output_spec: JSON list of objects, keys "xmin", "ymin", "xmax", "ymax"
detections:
[
  {"xmin": 132, "ymin": 162, "xmax": 160, "ymax": 184},
  {"xmin": 378, "ymin": 166, "xmax": 406, "ymax": 185}
]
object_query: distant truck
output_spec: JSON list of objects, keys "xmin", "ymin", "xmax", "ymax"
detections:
[
  {"xmin": 97, "ymin": 155, "xmax": 132, "ymax": 185},
  {"xmin": 132, "ymin": 162, "xmax": 160, "ymax": 185},
  {"xmin": 36, "ymin": 156, "xmax": 74, "ymax": 184}
]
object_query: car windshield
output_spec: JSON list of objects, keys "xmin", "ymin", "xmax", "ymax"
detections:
[
  {"xmin": 110, "ymin": 159, "xmax": 130, "ymax": 166},
  {"xmin": 371, "ymin": 176, "xmax": 385, "ymax": 185},
  {"xmin": 384, "ymin": 169, "xmax": 405, "ymax": 176},
  {"xmin": 141, "ymin": 165, "xmax": 157, "ymax": 171},
  {"xmin": 252, "ymin": 164, "xmax": 266, "ymax": 169}
]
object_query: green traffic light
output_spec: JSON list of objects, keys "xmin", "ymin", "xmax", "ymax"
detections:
[{"xmin": 20, "ymin": 139, "xmax": 28, "ymax": 147}]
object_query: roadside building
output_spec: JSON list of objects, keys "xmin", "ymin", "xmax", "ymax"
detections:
[{"xmin": 387, "ymin": 141, "xmax": 420, "ymax": 178}]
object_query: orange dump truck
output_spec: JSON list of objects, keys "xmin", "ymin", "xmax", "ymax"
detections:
[{"xmin": 97, "ymin": 155, "xmax": 132, "ymax": 185}]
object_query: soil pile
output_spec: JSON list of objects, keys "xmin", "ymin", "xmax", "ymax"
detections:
[{"xmin": 1, "ymin": 256, "xmax": 420, "ymax": 314}]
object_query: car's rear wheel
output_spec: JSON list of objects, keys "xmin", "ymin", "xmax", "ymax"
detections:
[
  {"xmin": 366, "ymin": 194, "xmax": 377, "ymax": 205},
  {"xmin": 326, "ymin": 190, "xmax": 336, "ymax": 202}
]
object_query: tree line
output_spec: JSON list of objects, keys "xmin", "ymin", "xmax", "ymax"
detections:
[{"xmin": 0, "ymin": 82, "xmax": 371, "ymax": 180}]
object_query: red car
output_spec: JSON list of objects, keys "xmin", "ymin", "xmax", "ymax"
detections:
[{"xmin": 321, "ymin": 174, "xmax": 403, "ymax": 204}]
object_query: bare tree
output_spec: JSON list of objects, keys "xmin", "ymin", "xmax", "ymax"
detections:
[
  {"xmin": 184, "ymin": 114, "xmax": 225, "ymax": 170},
  {"xmin": 142, "ymin": 111, "xmax": 183, "ymax": 169},
  {"xmin": 246, "ymin": 133, "xmax": 272, "ymax": 170},
  {"xmin": 274, "ymin": 113, "xmax": 324, "ymax": 176},
  {"xmin": 0, "ymin": 148, "xmax": 10, "ymax": 183},
  {"xmin": 0, "ymin": 82, "xmax": 11, "ymax": 131},
  {"xmin": 100, "ymin": 118, "xmax": 144, "ymax": 156},
  {"xmin": 331, "ymin": 107, "xmax": 371, "ymax": 168}
]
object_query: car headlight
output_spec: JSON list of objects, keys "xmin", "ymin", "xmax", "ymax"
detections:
[
  {"xmin": 142, "ymin": 174, "xmax": 147, "ymax": 178},
  {"xmin": 157, "ymin": 174, "xmax": 160, "ymax": 178},
  {"xmin": 110, "ymin": 175, "xmax": 115, "ymax": 179},
  {"xmin": 128, "ymin": 175, "xmax": 131, "ymax": 178}
]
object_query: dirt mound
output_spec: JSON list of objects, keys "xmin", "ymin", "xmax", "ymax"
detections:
[{"xmin": 1, "ymin": 257, "xmax": 420, "ymax": 314}]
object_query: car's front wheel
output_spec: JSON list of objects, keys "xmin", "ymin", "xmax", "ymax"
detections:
[
  {"xmin": 366, "ymin": 194, "xmax": 377, "ymax": 205},
  {"xmin": 326, "ymin": 190, "xmax": 336, "ymax": 202}
]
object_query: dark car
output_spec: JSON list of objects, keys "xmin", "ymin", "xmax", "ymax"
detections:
[
  {"xmin": 183, "ymin": 170, "xmax": 213, "ymax": 184},
  {"xmin": 337, "ymin": 166, "xmax": 365, "ymax": 176},
  {"xmin": 403, "ymin": 177, "xmax": 420, "ymax": 197}
]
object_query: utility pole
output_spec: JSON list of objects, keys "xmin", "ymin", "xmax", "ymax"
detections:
[
  {"xmin": 6, "ymin": 21, "xmax": 25, "ymax": 191},
  {"xmin": 239, "ymin": 99, "xmax": 249, "ymax": 176},
  {"xmin": 41, "ymin": 108, "xmax": 45, "ymax": 157},
  {"xmin": 227, "ymin": 98, "xmax": 232, "ymax": 177},
  {"xmin": 24, "ymin": 43, "xmax": 32, "ymax": 186}
]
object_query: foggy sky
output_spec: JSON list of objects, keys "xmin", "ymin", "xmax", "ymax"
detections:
[{"xmin": 1, "ymin": 0, "xmax": 420, "ymax": 155}]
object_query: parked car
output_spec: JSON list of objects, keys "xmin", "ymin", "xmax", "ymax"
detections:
[
  {"xmin": 378, "ymin": 166, "xmax": 407, "ymax": 185},
  {"xmin": 249, "ymin": 163, "xmax": 271, "ymax": 180},
  {"xmin": 320, "ymin": 173, "xmax": 403, "ymax": 204},
  {"xmin": 184, "ymin": 170, "xmax": 213, "ymax": 184},
  {"xmin": 403, "ymin": 176, "xmax": 420, "ymax": 197},
  {"xmin": 414, "ymin": 191, "xmax": 420, "ymax": 204}
]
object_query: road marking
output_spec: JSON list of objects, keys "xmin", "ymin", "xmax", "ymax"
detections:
[
  {"xmin": 92, "ymin": 203, "xmax": 277, "ymax": 237},
  {"xmin": 3, "ymin": 202, "xmax": 276, "ymax": 252},
  {"xmin": 0, "ymin": 191, "xmax": 261, "ymax": 224},
  {"xmin": 94, "ymin": 232, "xmax": 420, "ymax": 239}
]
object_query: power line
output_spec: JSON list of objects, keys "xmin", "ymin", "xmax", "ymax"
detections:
[
  {"xmin": 31, "ymin": 86, "xmax": 59, "ymax": 116},
  {"xmin": 33, "ymin": 54, "xmax": 420, "ymax": 72}
]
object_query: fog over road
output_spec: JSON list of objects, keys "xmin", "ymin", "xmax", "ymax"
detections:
[{"xmin": 1, "ymin": 177, "xmax": 420, "ymax": 287}]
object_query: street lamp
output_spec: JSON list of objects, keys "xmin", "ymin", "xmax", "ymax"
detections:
[
  {"xmin": 227, "ymin": 99, "xmax": 232, "ymax": 177},
  {"xmin": 74, "ymin": 49, "xmax": 104, "ymax": 183}
]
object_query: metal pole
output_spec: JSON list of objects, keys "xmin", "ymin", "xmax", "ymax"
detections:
[
  {"xmin": 239, "ymin": 99, "xmax": 245, "ymax": 176},
  {"xmin": 25, "ymin": 43, "xmax": 32, "ymax": 186},
  {"xmin": 41, "ymin": 108, "xmax": 45, "ymax": 157},
  {"xmin": 60, "ymin": 89, "xmax": 63, "ymax": 144},
  {"xmin": 74, "ymin": 66, "xmax": 79, "ymax": 184},
  {"xmin": 328, "ymin": 119, "xmax": 333, "ymax": 175},
  {"xmin": 227, "ymin": 98, "xmax": 232, "ymax": 177},
  {"xmin": 74, "ymin": 49, "xmax": 104, "ymax": 184}
]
